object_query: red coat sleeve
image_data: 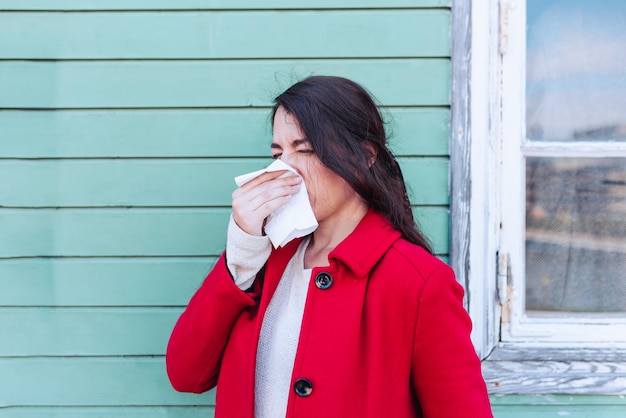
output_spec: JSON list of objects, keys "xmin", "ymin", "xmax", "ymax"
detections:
[
  {"xmin": 411, "ymin": 264, "xmax": 493, "ymax": 418},
  {"xmin": 165, "ymin": 253, "xmax": 258, "ymax": 393}
]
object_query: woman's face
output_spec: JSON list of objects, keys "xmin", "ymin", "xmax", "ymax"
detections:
[{"xmin": 271, "ymin": 106, "xmax": 363, "ymax": 224}]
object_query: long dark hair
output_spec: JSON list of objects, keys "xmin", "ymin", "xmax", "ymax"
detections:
[{"xmin": 272, "ymin": 75, "xmax": 432, "ymax": 253}]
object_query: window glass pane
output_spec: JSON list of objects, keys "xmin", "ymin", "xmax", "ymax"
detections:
[
  {"xmin": 525, "ymin": 157, "xmax": 626, "ymax": 312},
  {"xmin": 526, "ymin": 0, "xmax": 626, "ymax": 141}
]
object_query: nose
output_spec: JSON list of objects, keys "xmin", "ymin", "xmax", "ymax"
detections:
[
  {"xmin": 279, "ymin": 155, "xmax": 306, "ymax": 180},
  {"xmin": 278, "ymin": 151, "xmax": 298, "ymax": 170}
]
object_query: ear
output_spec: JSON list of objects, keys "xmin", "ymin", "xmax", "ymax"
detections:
[{"xmin": 363, "ymin": 142, "xmax": 378, "ymax": 167}]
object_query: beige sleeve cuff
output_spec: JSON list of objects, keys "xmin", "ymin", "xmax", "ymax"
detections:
[{"xmin": 226, "ymin": 215, "xmax": 272, "ymax": 291}]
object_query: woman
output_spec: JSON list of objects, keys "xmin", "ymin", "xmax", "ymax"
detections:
[{"xmin": 166, "ymin": 76, "xmax": 493, "ymax": 417}]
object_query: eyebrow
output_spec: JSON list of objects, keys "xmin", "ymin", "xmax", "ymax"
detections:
[{"xmin": 271, "ymin": 138, "xmax": 310, "ymax": 150}]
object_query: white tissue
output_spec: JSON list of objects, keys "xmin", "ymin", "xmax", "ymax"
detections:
[{"xmin": 234, "ymin": 159, "xmax": 318, "ymax": 248}]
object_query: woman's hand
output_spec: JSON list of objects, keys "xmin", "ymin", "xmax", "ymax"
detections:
[{"xmin": 231, "ymin": 170, "xmax": 302, "ymax": 236}]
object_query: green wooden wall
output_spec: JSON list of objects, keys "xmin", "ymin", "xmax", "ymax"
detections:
[
  {"xmin": 0, "ymin": 1, "xmax": 451, "ymax": 416},
  {"xmin": 491, "ymin": 395, "xmax": 626, "ymax": 418}
]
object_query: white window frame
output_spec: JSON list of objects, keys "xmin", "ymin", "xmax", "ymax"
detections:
[
  {"xmin": 452, "ymin": 0, "xmax": 626, "ymax": 395},
  {"xmin": 451, "ymin": 0, "xmax": 502, "ymax": 360}
]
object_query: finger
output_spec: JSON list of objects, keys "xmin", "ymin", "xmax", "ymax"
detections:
[
  {"xmin": 233, "ymin": 173, "xmax": 301, "ymax": 202},
  {"xmin": 235, "ymin": 181, "xmax": 301, "ymax": 214},
  {"xmin": 240, "ymin": 170, "xmax": 292, "ymax": 190},
  {"xmin": 231, "ymin": 176, "xmax": 301, "ymax": 236},
  {"xmin": 232, "ymin": 192, "xmax": 293, "ymax": 236},
  {"xmin": 255, "ymin": 193, "xmax": 294, "ymax": 216}
]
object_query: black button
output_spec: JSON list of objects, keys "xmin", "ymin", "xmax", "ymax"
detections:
[
  {"xmin": 294, "ymin": 378, "xmax": 313, "ymax": 397},
  {"xmin": 314, "ymin": 272, "xmax": 333, "ymax": 290}
]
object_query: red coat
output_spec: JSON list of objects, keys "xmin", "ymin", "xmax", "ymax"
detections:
[{"xmin": 166, "ymin": 210, "xmax": 493, "ymax": 417}]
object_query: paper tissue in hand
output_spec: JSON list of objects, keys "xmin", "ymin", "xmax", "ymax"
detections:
[{"xmin": 234, "ymin": 159, "xmax": 318, "ymax": 248}]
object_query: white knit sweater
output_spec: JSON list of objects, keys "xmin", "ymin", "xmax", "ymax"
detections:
[{"xmin": 226, "ymin": 216, "xmax": 311, "ymax": 418}]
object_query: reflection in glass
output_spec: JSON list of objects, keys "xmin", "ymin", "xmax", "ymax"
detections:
[
  {"xmin": 526, "ymin": 0, "xmax": 626, "ymax": 141},
  {"xmin": 525, "ymin": 157, "xmax": 626, "ymax": 312}
]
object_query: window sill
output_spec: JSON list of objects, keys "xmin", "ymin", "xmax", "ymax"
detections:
[{"xmin": 482, "ymin": 346, "xmax": 626, "ymax": 395}]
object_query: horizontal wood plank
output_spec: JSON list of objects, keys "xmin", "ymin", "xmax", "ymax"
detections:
[
  {"xmin": 0, "ymin": 357, "xmax": 215, "ymax": 406},
  {"xmin": 0, "ymin": 108, "xmax": 450, "ymax": 158},
  {"xmin": 486, "ymin": 346, "xmax": 626, "ymax": 362},
  {"xmin": 0, "ymin": 0, "xmax": 451, "ymax": 10},
  {"xmin": 0, "ymin": 10, "xmax": 449, "ymax": 59},
  {"xmin": 0, "ymin": 59, "xmax": 450, "ymax": 108},
  {"xmin": 483, "ymin": 359, "xmax": 626, "ymax": 395},
  {"xmin": 0, "ymin": 206, "xmax": 448, "ymax": 257},
  {"xmin": 491, "ymin": 401, "xmax": 626, "ymax": 418},
  {"xmin": 0, "ymin": 233, "xmax": 448, "ymax": 308},
  {"xmin": 0, "ymin": 258, "xmax": 212, "ymax": 307},
  {"xmin": 0, "ymin": 407, "xmax": 215, "ymax": 418},
  {"xmin": 484, "ymin": 347, "xmax": 626, "ymax": 396},
  {"xmin": 0, "ymin": 308, "xmax": 183, "ymax": 356},
  {"xmin": 1, "ymin": 159, "xmax": 272, "ymax": 208},
  {"xmin": 403, "ymin": 158, "xmax": 449, "ymax": 205},
  {"xmin": 0, "ymin": 157, "xmax": 448, "ymax": 207},
  {"xmin": 414, "ymin": 206, "xmax": 448, "ymax": 254},
  {"xmin": 0, "ymin": 214, "xmax": 450, "ymax": 305},
  {"xmin": 0, "ymin": 208, "xmax": 231, "ymax": 258},
  {"xmin": 388, "ymin": 108, "xmax": 450, "ymax": 156},
  {"xmin": 490, "ymin": 394, "xmax": 626, "ymax": 407}
]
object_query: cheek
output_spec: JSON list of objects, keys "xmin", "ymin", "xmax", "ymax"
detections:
[
  {"xmin": 298, "ymin": 160, "xmax": 323, "ymax": 200},
  {"xmin": 305, "ymin": 168, "xmax": 346, "ymax": 210},
  {"xmin": 298, "ymin": 158, "xmax": 354, "ymax": 215},
  {"xmin": 302, "ymin": 174, "xmax": 323, "ymax": 207}
]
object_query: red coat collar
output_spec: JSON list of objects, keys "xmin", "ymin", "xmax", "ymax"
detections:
[
  {"xmin": 271, "ymin": 209, "xmax": 402, "ymax": 278},
  {"xmin": 328, "ymin": 209, "xmax": 402, "ymax": 277}
]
